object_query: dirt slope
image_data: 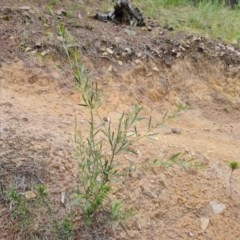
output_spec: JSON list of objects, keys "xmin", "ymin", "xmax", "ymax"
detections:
[{"xmin": 1, "ymin": 1, "xmax": 240, "ymax": 239}]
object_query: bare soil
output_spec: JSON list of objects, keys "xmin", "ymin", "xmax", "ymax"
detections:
[{"xmin": 1, "ymin": 1, "xmax": 240, "ymax": 239}]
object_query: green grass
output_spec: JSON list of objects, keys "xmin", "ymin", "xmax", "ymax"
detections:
[{"xmin": 135, "ymin": 0, "xmax": 240, "ymax": 44}]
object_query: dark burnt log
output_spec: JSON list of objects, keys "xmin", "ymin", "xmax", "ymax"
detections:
[{"xmin": 95, "ymin": 0, "xmax": 145, "ymax": 26}]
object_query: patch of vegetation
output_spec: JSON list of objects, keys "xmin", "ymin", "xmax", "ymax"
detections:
[
  {"xmin": 153, "ymin": 152, "xmax": 205, "ymax": 170},
  {"xmin": 109, "ymin": 201, "xmax": 134, "ymax": 224},
  {"xmin": 7, "ymin": 189, "xmax": 31, "ymax": 233},
  {"xmin": 75, "ymin": 102, "xmax": 156, "ymax": 225},
  {"xmin": 50, "ymin": 0, "xmax": 61, "ymax": 6},
  {"xmin": 55, "ymin": 216, "xmax": 74, "ymax": 240},
  {"xmin": 135, "ymin": 0, "xmax": 240, "ymax": 44},
  {"xmin": 229, "ymin": 161, "xmax": 239, "ymax": 197}
]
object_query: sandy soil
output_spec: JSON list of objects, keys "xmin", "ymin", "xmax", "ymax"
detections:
[{"xmin": 1, "ymin": 1, "xmax": 240, "ymax": 239}]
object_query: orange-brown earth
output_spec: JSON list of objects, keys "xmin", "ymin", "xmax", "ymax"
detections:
[{"xmin": 0, "ymin": 1, "xmax": 240, "ymax": 239}]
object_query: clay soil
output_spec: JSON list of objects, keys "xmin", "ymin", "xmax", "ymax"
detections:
[{"xmin": 1, "ymin": 1, "xmax": 240, "ymax": 239}]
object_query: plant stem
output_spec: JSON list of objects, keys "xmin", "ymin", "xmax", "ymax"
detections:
[{"xmin": 229, "ymin": 169, "xmax": 233, "ymax": 197}]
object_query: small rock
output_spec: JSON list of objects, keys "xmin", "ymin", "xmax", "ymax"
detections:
[
  {"xmin": 147, "ymin": 26, "xmax": 152, "ymax": 31},
  {"xmin": 102, "ymin": 52, "xmax": 108, "ymax": 56},
  {"xmin": 200, "ymin": 217, "xmax": 209, "ymax": 231},
  {"xmin": 220, "ymin": 52, "xmax": 225, "ymax": 57},
  {"xmin": 172, "ymin": 128, "xmax": 182, "ymax": 135},
  {"xmin": 56, "ymin": 9, "xmax": 67, "ymax": 16},
  {"xmin": 103, "ymin": 117, "xmax": 110, "ymax": 122},
  {"xmin": 136, "ymin": 52, "xmax": 142, "ymax": 58},
  {"xmin": 159, "ymin": 31, "xmax": 164, "ymax": 35},
  {"xmin": 121, "ymin": 52, "xmax": 127, "ymax": 58},
  {"xmin": 176, "ymin": 52, "xmax": 182, "ymax": 58},
  {"xmin": 226, "ymin": 45, "xmax": 235, "ymax": 51},
  {"xmin": 114, "ymin": 37, "xmax": 122, "ymax": 44},
  {"xmin": 136, "ymin": 221, "xmax": 142, "ymax": 230},
  {"xmin": 19, "ymin": 6, "xmax": 31, "ymax": 11},
  {"xmin": 152, "ymin": 66, "xmax": 159, "ymax": 72},
  {"xmin": 125, "ymin": 47, "xmax": 132, "ymax": 55},
  {"xmin": 61, "ymin": 192, "xmax": 65, "ymax": 204},
  {"xmin": 41, "ymin": 50, "xmax": 49, "ymax": 56},
  {"xmin": 198, "ymin": 43, "xmax": 205, "ymax": 52},
  {"xmin": 25, "ymin": 191, "xmax": 37, "ymax": 200},
  {"xmin": 188, "ymin": 232, "xmax": 194, "ymax": 237},
  {"xmin": 35, "ymin": 41, "xmax": 42, "ymax": 48},
  {"xmin": 106, "ymin": 48, "xmax": 114, "ymax": 55},
  {"xmin": 210, "ymin": 201, "xmax": 226, "ymax": 214},
  {"xmin": 107, "ymin": 65, "xmax": 113, "ymax": 72},
  {"xmin": 118, "ymin": 60, "xmax": 123, "ymax": 66},
  {"xmin": 179, "ymin": 46, "xmax": 186, "ymax": 51},
  {"xmin": 25, "ymin": 47, "xmax": 32, "ymax": 53},
  {"xmin": 124, "ymin": 29, "xmax": 137, "ymax": 36},
  {"xmin": 135, "ymin": 59, "xmax": 141, "ymax": 64},
  {"xmin": 22, "ymin": 11, "xmax": 31, "ymax": 19}
]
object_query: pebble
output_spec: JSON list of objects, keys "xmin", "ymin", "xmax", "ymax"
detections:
[
  {"xmin": 114, "ymin": 37, "xmax": 122, "ymax": 43},
  {"xmin": 176, "ymin": 52, "xmax": 182, "ymax": 58},
  {"xmin": 179, "ymin": 46, "xmax": 186, "ymax": 51},
  {"xmin": 210, "ymin": 201, "xmax": 226, "ymax": 214},
  {"xmin": 172, "ymin": 128, "xmax": 182, "ymax": 135},
  {"xmin": 198, "ymin": 43, "xmax": 205, "ymax": 52},
  {"xmin": 19, "ymin": 6, "xmax": 31, "ymax": 11},
  {"xmin": 135, "ymin": 59, "xmax": 141, "ymax": 64},
  {"xmin": 25, "ymin": 191, "xmax": 37, "ymax": 200},
  {"xmin": 57, "ymin": 9, "xmax": 67, "ymax": 16},
  {"xmin": 200, "ymin": 217, "xmax": 209, "ymax": 231},
  {"xmin": 106, "ymin": 48, "xmax": 114, "ymax": 55},
  {"xmin": 107, "ymin": 65, "xmax": 113, "ymax": 72},
  {"xmin": 125, "ymin": 47, "xmax": 132, "ymax": 55},
  {"xmin": 124, "ymin": 29, "xmax": 137, "ymax": 36},
  {"xmin": 102, "ymin": 52, "xmax": 108, "ymax": 56},
  {"xmin": 188, "ymin": 232, "xmax": 194, "ymax": 237},
  {"xmin": 147, "ymin": 26, "xmax": 152, "ymax": 31}
]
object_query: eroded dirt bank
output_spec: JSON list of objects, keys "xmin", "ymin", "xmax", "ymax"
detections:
[{"xmin": 1, "ymin": 1, "xmax": 240, "ymax": 239}]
